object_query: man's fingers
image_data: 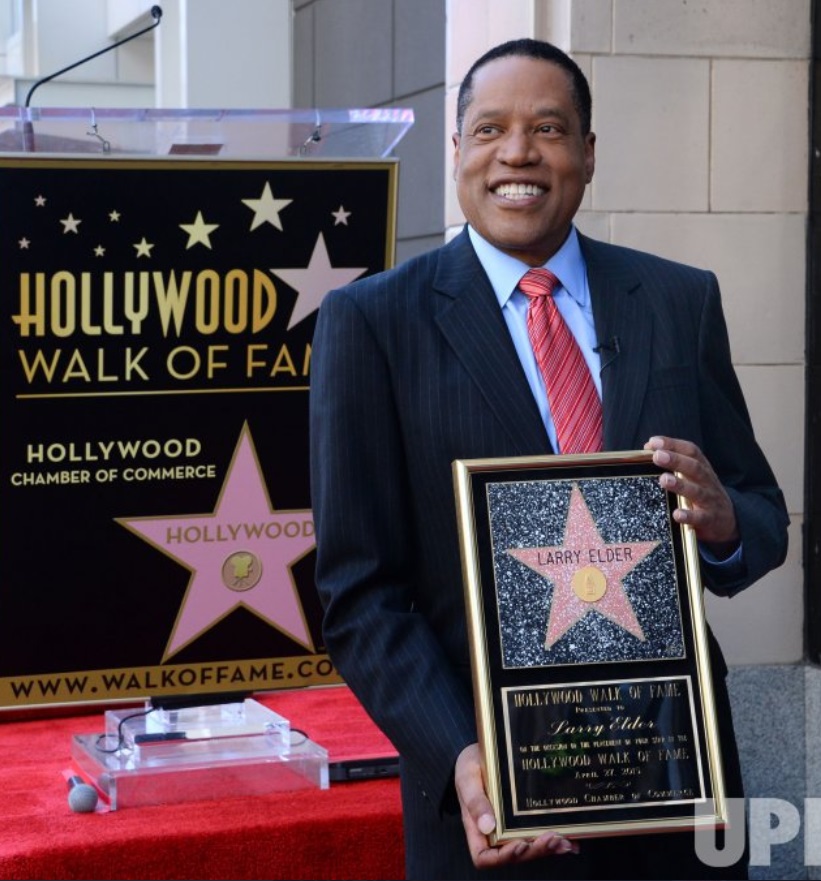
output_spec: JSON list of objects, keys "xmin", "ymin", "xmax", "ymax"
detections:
[
  {"xmin": 473, "ymin": 831, "xmax": 579, "ymax": 868},
  {"xmin": 477, "ymin": 812, "xmax": 495, "ymax": 836},
  {"xmin": 455, "ymin": 744, "xmax": 579, "ymax": 868},
  {"xmin": 645, "ymin": 435, "xmax": 739, "ymax": 547}
]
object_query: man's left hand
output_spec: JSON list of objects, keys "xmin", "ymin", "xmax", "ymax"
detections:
[{"xmin": 644, "ymin": 435, "xmax": 739, "ymax": 558}]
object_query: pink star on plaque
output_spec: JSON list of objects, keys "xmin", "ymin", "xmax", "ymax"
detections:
[
  {"xmin": 118, "ymin": 425, "xmax": 315, "ymax": 660},
  {"xmin": 507, "ymin": 484, "xmax": 659, "ymax": 649}
]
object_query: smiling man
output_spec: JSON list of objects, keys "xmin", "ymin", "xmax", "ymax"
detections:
[
  {"xmin": 309, "ymin": 39, "xmax": 788, "ymax": 880},
  {"xmin": 453, "ymin": 49, "xmax": 594, "ymax": 268}
]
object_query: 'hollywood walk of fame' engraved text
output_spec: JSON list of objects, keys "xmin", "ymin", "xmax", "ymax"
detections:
[{"xmin": 505, "ymin": 680, "xmax": 698, "ymax": 814}]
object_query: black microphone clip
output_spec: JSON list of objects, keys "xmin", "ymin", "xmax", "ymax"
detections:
[{"xmin": 594, "ymin": 336, "xmax": 621, "ymax": 370}]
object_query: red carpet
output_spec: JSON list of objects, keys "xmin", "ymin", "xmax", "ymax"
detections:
[{"xmin": 0, "ymin": 686, "xmax": 405, "ymax": 880}]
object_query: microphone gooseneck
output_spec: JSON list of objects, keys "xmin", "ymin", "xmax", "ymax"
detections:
[{"xmin": 25, "ymin": 6, "xmax": 163, "ymax": 108}]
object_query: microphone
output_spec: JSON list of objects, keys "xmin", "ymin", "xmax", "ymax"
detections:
[
  {"xmin": 594, "ymin": 336, "xmax": 621, "ymax": 371},
  {"xmin": 67, "ymin": 775, "xmax": 99, "ymax": 813},
  {"xmin": 24, "ymin": 6, "xmax": 163, "ymax": 109}
]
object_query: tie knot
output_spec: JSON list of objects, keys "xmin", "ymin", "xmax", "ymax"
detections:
[{"xmin": 519, "ymin": 267, "xmax": 560, "ymax": 300}]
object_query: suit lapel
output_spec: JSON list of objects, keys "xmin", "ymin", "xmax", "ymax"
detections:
[
  {"xmin": 431, "ymin": 231, "xmax": 552, "ymax": 455},
  {"xmin": 428, "ymin": 230, "xmax": 655, "ymax": 455},
  {"xmin": 580, "ymin": 235, "xmax": 652, "ymax": 451}
]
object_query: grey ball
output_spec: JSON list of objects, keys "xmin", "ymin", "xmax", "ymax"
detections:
[{"xmin": 68, "ymin": 782, "xmax": 99, "ymax": 813}]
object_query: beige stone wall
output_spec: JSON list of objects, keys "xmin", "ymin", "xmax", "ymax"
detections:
[{"xmin": 445, "ymin": 0, "xmax": 809, "ymax": 665}]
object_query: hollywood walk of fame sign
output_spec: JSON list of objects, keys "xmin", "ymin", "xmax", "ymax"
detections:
[
  {"xmin": 453, "ymin": 451, "xmax": 728, "ymax": 841},
  {"xmin": 0, "ymin": 156, "xmax": 397, "ymax": 709}
]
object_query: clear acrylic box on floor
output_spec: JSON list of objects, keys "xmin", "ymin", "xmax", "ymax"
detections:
[{"xmin": 71, "ymin": 698, "xmax": 328, "ymax": 810}]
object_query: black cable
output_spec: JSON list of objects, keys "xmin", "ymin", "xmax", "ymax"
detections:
[
  {"xmin": 94, "ymin": 707, "xmax": 156, "ymax": 754},
  {"xmin": 93, "ymin": 710, "xmax": 309, "ymax": 754}
]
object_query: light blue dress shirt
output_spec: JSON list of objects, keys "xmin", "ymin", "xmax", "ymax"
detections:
[{"xmin": 468, "ymin": 224, "xmax": 599, "ymax": 453}]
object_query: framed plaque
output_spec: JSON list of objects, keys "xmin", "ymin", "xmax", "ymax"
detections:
[{"xmin": 452, "ymin": 451, "xmax": 727, "ymax": 841}]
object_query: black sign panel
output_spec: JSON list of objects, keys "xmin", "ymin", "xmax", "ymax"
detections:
[{"xmin": 0, "ymin": 157, "xmax": 397, "ymax": 708}]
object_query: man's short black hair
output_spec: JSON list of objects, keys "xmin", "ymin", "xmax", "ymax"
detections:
[{"xmin": 456, "ymin": 38, "xmax": 592, "ymax": 136}]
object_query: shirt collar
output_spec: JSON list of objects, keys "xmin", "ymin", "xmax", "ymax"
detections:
[{"xmin": 467, "ymin": 225, "xmax": 588, "ymax": 309}]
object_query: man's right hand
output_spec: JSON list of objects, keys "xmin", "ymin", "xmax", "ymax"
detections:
[{"xmin": 454, "ymin": 743, "xmax": 579, "ymax": 869}]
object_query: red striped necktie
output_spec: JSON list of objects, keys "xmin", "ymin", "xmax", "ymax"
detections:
[{"xmin": 519, "ymin": 267, "xmax": 603, "ymax": 454}]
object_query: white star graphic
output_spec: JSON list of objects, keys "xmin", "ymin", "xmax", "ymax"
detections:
[
  {"xmin": 94, "ymin": 245, "xmax": 105, "ymax": 257},
  {"xmin": 109, "ymin": 209, "xmax": 121, "ymax": 222},
  {"xmin": 60, "ymin": 213, "xmax": 81, "ymax": 234},
  {"xmin": 180, "ymin": 210, "xmax": 219, "ymax": 249},
  {"xmin": 18, "ymin": 237, "xmax": 30, "ymax": 250},
  {"xmin": 242, "ymin": 181, "xmax": 292, "ymax": 231},
  {"xmin": 34, "ymin": 195, "xmax": 46, "ymax": 207},
  {"xmin": 271, "ymin": 232, "xmax": 368, "ymax": 329},
  {"xmin": 332, "ymin": 205, "xmax": 351, "ymax": 225},
  {"xmin": 134, "ymin": 237, "xmax": 154, "ymax": 258}
]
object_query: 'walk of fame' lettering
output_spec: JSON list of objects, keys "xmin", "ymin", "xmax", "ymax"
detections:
[
  {"xmin": 165, "ymin": 520, "xmax": 314, "ymax": 543},
  {"xmin": 16, "ymin": 342, "xmax": 312, "ymax": 385},
  {"xmin": 12, "ymin": 269, "xmax": 278, "ymax": 338}
]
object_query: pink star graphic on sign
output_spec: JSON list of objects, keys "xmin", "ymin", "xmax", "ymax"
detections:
[
  {"xmin": 507, "ymin": 484, "xmax": 659, "ymax": 649},
  {"xmin": 270, "ymin": 232, "xmax": 367, "ymax": 329},
  {"xmin": 117, "ymin": 425, "xmax": 315, "ymax": 661}
]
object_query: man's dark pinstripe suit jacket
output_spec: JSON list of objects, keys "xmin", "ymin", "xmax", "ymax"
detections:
[{"xmin": 309, "ymin": 226, "xmax": 788, "ymax": 875}]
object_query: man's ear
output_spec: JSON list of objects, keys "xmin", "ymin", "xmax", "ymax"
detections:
[
  {"xmin": 584, "ymin": 132, "xmax": 596, "ymax": 184},
  {"xmin": 452, "ymin": 132, "xmax": 461, "ymax": 180}
]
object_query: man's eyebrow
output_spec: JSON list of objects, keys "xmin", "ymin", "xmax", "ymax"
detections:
[
  {"xmin": 467, "ymin": 106, "xmax": 572, "ymax": 126},
  {"xmin": 531, "ymin": 106, "xmax": 573, "ymax": 125}
]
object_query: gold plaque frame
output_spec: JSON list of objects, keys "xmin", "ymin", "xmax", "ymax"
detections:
[{"xmin": 452, "ymin": 450, "xmax": 727, "ymax": 841}]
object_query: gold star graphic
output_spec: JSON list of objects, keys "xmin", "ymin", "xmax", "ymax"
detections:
[
  {"xmin": 134, "ymin": 237, "xmax": 154, "ymax": 258},
  {"xmin": 60, "ymin": 213, "xmax": 81, "ymax": 234},
  {"xmin": 242, "ymin": 181, "xmax": 292, "ymax": 231},
  {"xmin": 180, "ymin": 210, "xmax": 219, "ymax": 249}
]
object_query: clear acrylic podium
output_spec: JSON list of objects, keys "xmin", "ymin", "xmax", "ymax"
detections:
[
  {"xmin": 0, "ymin": 103, "xmax": 412, "ymax": 808},
  {"xmin": 0, "ymin": 105, "xmax": 413, "ymax": 157}
]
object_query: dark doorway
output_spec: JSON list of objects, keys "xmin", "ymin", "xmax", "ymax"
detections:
[{"xmin": 808, "ymin": 0, "xmax": 821, "ymax": 660}]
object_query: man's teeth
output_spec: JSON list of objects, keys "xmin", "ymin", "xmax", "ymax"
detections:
[{"xmin": 494, "ymin": 183, "xmax": 544, "ymax": 199}]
